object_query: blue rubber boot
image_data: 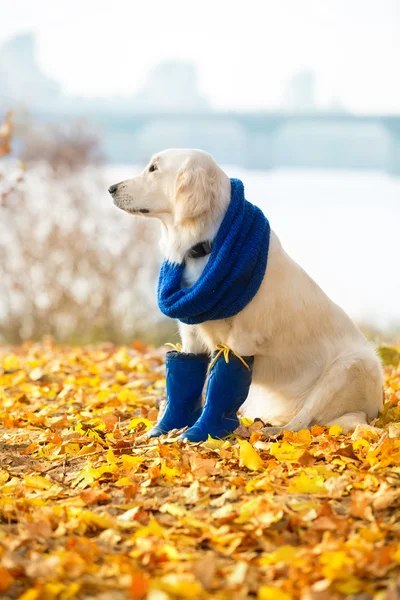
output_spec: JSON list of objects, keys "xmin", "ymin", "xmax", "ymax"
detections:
[
  {"xmin": 148, "ymin": 351, "xmax": 209, "ymax": 437},
  {"xmin": 181, "ymin": 351, "xmax": 254, "ymax": 442}
]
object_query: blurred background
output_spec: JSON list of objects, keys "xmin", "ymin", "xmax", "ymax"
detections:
[{"xmin": 0, "ymin": 0, "xmax": 399, "ymax": 344}]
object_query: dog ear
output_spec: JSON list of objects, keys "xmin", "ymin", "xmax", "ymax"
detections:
[{"xmin": 175, "ymin": 159, "xmax": 217, "ymax": 224}]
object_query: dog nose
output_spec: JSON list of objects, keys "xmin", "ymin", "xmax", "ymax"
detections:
[{"xmin": 108, "ymin": 184, "xmax": 118, "ymax": 196}]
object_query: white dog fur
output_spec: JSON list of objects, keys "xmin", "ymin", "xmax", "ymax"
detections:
[{"xmin": 111, "ymin": 148, "xmax": 383, "ymax": 433}]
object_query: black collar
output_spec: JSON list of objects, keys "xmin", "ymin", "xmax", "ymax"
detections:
[{"xmin": 187, "ymin": 240, "xmax": 213, "ymax": 259}]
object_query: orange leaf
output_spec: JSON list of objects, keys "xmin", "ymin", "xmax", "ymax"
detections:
[
  {"xmin": 131, "ymin": 572, "xmax": 149, "ymax": 599},
  {"xmin": 3, "ymin": 413, "xmax": 14, "ymax": 428},
  {"xmin": 80, "ymin": 488, "xmax": 111, "ymax": 506},
  {"xmin": 0, "ymin": 567, "xmax": 14, "ymax": 592}
]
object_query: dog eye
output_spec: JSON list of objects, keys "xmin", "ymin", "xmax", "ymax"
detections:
[{"xmin": 149, "ymin": 164, "xmax": 157, "ymax": 173}]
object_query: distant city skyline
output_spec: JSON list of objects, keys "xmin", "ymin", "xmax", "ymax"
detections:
[
  {"xmin": 0, "ymin": 0, "xmax": 399, "ymax": 114},
  {"xmin": 0, "ymin": 33, "xmax": 212, "ymax": 113},
  {"xmin": 0, "ymin": 32, "xmax": 334, "ymax": 114}
]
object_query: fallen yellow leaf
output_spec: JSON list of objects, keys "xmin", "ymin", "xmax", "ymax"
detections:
[
  {"xmin": 128, "ymin": 417, "xmax": 153, "ymax": 431},
  {"xmin": 270, "ymin": 440, "xmax": 304, "ymax": 462},
  {"xmin": 288, "ymin": 470, "xmax": 326, "ymax": 495},
  {"xmin": 329, "ymin": 424, "xmax": 343, "ymax": 436},
  {"xmin": 258, "ymin": 585, "xmax": 293, "ymax": 600},
  {"xmin": 24, "ymin": 475, "xmax": 53, "ymax": 491},
  {"xmin": 238, "ymin": 439, "xmax": 264, "ymax": 471}
]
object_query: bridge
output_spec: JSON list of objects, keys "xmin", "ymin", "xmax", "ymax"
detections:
[{"xmin": 43, "ymin": 109, "xmax": 400, "ymax": 173}]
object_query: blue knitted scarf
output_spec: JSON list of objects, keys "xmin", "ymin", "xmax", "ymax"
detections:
[{"xmin": 157, "ymin": 178, "xmax": 270, "ymax": 325}]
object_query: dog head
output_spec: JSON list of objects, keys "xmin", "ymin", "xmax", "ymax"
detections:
[{"xmin": 109, "ymin": 149, "xmax": 224, "ymax": 225}]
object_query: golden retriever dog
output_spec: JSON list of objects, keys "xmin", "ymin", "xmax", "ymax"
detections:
[{"xmin": 109, "ymin": 149, "xmax": 383, "ymax": 434}]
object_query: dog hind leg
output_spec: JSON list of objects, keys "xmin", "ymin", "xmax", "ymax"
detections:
[{"xmin": 261, "ymin": 352, "xmax": 382, "ymax": 437}]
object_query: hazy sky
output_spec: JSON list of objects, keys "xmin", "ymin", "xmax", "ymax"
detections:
[{"xmin": 1, "ymin": 0, "xmax": 399, "ymax": 113}]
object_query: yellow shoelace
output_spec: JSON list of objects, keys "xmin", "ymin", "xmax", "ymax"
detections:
[
  {"xmin": 208, "ymin": 343, "xmax": 250, "ymax": 373},
  {"xmin": 165, "ymin": 342, "xmax": 250, "ymax": 373},
  {"xmin": 165, "ymin": 342, "xmax": 183, "ymax": 352}
]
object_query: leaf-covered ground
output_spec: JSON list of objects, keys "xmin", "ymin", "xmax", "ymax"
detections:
[{"xmin": 0, "ymin": 341, "xmax": 400, "ymax": 600}]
